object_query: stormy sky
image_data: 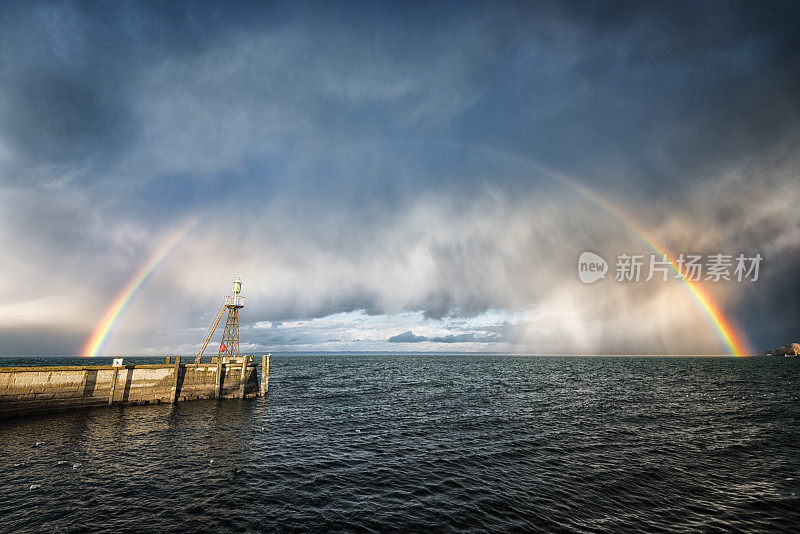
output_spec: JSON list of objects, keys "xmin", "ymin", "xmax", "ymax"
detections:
[{"xmin": 0, "ymin": 1, "xmax": 798, "ymax": 355}]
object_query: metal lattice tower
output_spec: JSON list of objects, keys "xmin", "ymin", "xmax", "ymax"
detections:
[{"xmin": 218, "ymin": 277, "xmax": 244, "ymax": 360}]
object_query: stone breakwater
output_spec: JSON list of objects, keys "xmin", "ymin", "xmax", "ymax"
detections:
[{"xmin": 0, "ymin": 356, "xmax": 268, "ymax": 420}]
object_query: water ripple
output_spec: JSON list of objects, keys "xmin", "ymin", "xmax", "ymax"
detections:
[{"xmin": 2, "ymin": 355, "xmax": 800, "ymax": 532}]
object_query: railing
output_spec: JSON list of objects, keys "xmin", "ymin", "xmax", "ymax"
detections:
[{"xmin": 226, "ymin": 295, "xmax": 245, "ymax": 307}]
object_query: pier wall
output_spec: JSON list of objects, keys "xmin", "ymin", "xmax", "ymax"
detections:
[{"xmin": 0, "ymin": 359, "xmax": 261, "ymax": 420}]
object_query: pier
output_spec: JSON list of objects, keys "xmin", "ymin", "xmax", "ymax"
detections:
[
  {"xmin": 0, "ymin": 277, "xmax": 271, "ymax": 420},
  {"xmin": 0, "ymin": 355, "xmax": 269, "ymax": 420}
]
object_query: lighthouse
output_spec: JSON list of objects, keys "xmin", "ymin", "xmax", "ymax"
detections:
[
  {"xmin": 193, "ymin": 277, "xmax": 248, "ymax": 363},
  {"xmin": 218, "ymin": 276, "xmax": 244, "ymax": 360}
]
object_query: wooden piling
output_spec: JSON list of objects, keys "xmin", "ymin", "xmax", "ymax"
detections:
[
  {"xmin": 171, "ymin": 355, "xmax": 181, "ymax": 403},
  {"xmin": 238, "ymin": 356, "xmax": 248, "ymax": 398},
  {"xmin": 260, "ymin": 354, "xmax": 270, "ymax": 397}
]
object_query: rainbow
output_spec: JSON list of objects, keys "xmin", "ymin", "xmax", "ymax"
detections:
[
  {"xmin": 486, "ymin": 149, "xmax": 752, "ymax": 356},
  {"xmin": 81, "ymin": 149, "xmax": 752, "ymax": 356},
  {"xmin": 82, "ymin": 218, "xmax": 200, "ymax": 357}
]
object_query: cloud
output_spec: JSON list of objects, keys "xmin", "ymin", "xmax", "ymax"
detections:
[
  {"xmin": 388, "ymin": 331, "xmax": 502, "ymax": 343},
  {"xmin": 388, "ymin": 331, "xmax": 426, "ymax": 343},
  {"xmin": 0, "ymin": 3, "xmax": 798, "ymax": 354}
]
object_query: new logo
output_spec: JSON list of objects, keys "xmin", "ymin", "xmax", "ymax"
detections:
[{"xmin": 578, "ymin": 252, "xmax": 608, "ymax": 284}]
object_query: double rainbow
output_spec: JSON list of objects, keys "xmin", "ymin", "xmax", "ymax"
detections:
[{"xmin": 82, "ymin": 218, "xmax": 200, "ymax": 357}]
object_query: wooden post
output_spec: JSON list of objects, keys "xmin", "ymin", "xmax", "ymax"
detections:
[
  {"xmin": 171, "ymin": 355, "xmax": 181, "ymax": 403},
  {"xmin": 108, "ymin": 367, "xmax": 119, "ymax": 406},
  {"xmin": 238, "ymin": 356, "xmax": 248, "ymax": 398},
  {"xmin": 260, "ymin": 354, "xmax": 270, "ymax": 397},
  {"xmin": 215, "ymin": 357, "xmax": 223, "ymax": 399}
]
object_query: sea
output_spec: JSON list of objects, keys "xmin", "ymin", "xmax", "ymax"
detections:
[{"xmin": 1, "ymin": 354, "xmax": 799, "ymax": 532}]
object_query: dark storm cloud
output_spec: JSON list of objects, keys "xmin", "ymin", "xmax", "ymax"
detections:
[
  {"xmin": 3, "ymin": 70, "xmax": 132, "ymax": 164},
  {"xmin": 0, "ymin": 1, "xmax": 283, "ymax": 172},
  {"xmin": 734, "ymin": 245, "xmax": 800, "ymax": 350},
  {"xmin": 2, "ymin": 1, "xmax": 798, "ymax": 191},
  {"xmin": 0, "ymin": 3, "xmax": 134, "ymax": 168},
  {"xmin": 0, "ymin": 1, "xmax": 798, "ymax": 353},
  {"xmin": 455, "ymin": 2, "xmax": 800, "ymax": 194}
]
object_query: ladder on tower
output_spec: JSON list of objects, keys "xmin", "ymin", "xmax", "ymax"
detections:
[{"xmin": 195, "ymin": 298, "xmax": 227, "ymax": 363}]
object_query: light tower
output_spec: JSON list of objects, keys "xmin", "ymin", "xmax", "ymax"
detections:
[{"xmin": 218, "ymin": 276, "xmax": 244, "ymax": 360}]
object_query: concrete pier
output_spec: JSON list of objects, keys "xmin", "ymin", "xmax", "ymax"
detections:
[{"xmin": 0, "ymin": 359, "xmax": 263, "ymax": 420}]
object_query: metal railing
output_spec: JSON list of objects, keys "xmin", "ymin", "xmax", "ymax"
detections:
[{"xmin": 225, "ymin": 295, "xmax": 245, "ymax": 307}]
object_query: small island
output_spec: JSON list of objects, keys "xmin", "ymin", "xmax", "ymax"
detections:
[{"xmin": 765, "ymin": 343, "xmax": 800, "ymax": 357}]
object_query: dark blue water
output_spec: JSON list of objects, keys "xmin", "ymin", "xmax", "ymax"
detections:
[{"xmin": 2, "ymin": 354, "xmax": 800, "ymax": 532}]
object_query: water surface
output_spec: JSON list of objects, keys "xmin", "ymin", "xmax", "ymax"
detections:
[{"xmin": 1, "ymin": 355, "xmax": 799, "ymax": 532}]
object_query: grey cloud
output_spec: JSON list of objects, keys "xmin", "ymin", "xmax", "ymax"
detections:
[
  {"xmin": 430, "ymin": 333, "xmax": 501, "ymax": 343},
  {"xmin": 388, "ymin": 331, "xmax": 502, "ymax": 344},
  {"xmin": 387, "ymin": 331, "xmax": 426, "ymax": 343},
  {"xmin": 1, "ymin": 2, "xmax": 798, "ymax": 202},
  {"xmin": 2, "ymin": 70, "xmax": 134, "ymax": 165},
  {"xmin": 0, "ymin": 2, "xmax": 799, "ymax": 354},
  {"xmin": 0, "ymin": 326, "xmax": 85, "ymax": 356}
]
